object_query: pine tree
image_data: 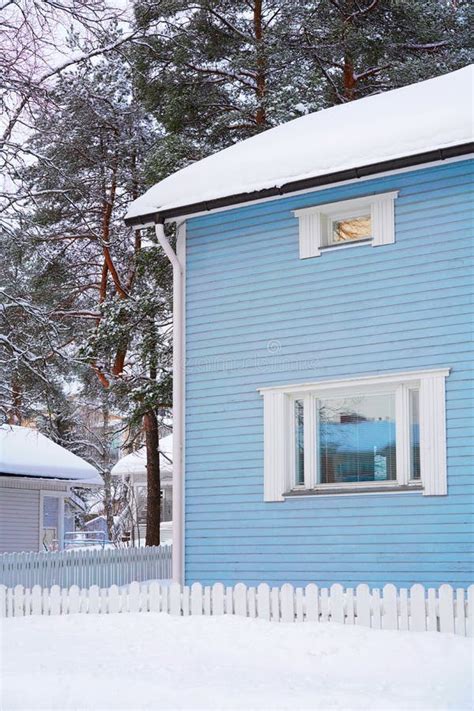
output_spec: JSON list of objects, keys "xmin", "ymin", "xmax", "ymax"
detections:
[
  {"xmin": 133, "ymin": 0, "xmax": 304, "ymax": 177},
  {"xmin": 133, "ymin": 0, "xmax": 471, "ymax": 181},
  {"xmin": 13, "ymin": 54, "xmax": 173, "ymax": 545},
  {"xmin": 295, "ymin": 0, "xmax": 472, "ymax": 104}
]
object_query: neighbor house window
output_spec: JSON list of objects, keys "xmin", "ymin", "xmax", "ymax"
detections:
[
  {"xmin": 260, "ymin": 369, "xmax": 449, "ymax": 501},
  {"xmin": 294, "ymin": 191, "xmax": 398, "ymax": 259}
]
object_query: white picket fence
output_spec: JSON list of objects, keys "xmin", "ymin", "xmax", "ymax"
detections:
[
  {"xmin": 2, "ymin": 581, "xmax": 473, "ymax": 636},
  {"xmin": 0, "ymin": 545, "xmax": 172, "ymax": 589}
]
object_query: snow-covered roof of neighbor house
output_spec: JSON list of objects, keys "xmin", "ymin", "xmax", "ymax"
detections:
[
  {"xmin": 126, "ymin": 65, "xmax": 473, "ymax": 225},
  {"xmin": 110, "ymin": 434, "xmax": 172, "ymax": 484},
  {"xmin": 0, "ymin": 425, "xmax": 102, "ymax": 485}
]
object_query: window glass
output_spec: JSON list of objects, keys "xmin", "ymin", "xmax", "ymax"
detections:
[
  {"xmin": 42, "ymin": 496, "xmax": 59, "ymax": 551},
  {"xmin": 318, "ymin": 392, "xmax": 396, "ymax": 484},
  {"xmin": 331, "ymin": 214, "xmax": 371, "ymax": 243},
  {"xmin": 295, "ymin": 399, "xmax": 305, "ymax": 485},
  {"xmin": 409, "ymin": 389, "xmax": 421, "ymax": 479}
]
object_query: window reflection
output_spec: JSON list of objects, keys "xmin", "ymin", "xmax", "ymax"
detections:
[
  {"xmin": 410, "ymin": 389, "xmax": 421, "ymax": 479},
  {"xmin": 295, "ymin": 400, "xmax": 305, "ymax": 485},
  {"xmin": 318, "ymin": 393, "xmax": 396, "ymax": 484}
]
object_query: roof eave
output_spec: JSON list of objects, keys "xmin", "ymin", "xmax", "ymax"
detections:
[{"xmin": 124, "ymin": 142, "xmax": 474, "ymax": 228}]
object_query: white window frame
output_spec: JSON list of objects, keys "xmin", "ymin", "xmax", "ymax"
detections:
[
  {"xmin": 293, "ymin": 191, "xmax": 399, "ymax": 259},
  {"xmin": 259, "ymin": 368, "xmax": 449, "ymax": 501}
]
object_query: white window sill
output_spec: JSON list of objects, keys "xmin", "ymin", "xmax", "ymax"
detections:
[
  {"xmin": 319, "ymin": 238, "xmax": 372, "ymax": 252},
  {"xmin": 284, "ymin": 483, "xmax": 423, "ymax": 497}
]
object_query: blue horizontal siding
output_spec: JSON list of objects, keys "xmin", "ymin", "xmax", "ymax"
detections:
[{"xmin": 184, "ymin": 158, "xmax": 474, "ymax": 589}]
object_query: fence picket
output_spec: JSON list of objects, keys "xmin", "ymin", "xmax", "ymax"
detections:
[
  {"xmin": 128, "ymin": 582, "xmax": 140, "ymax": 613},
  {"xmin": 182, "ymin": 586, "xmax": 190, "ymax": 616},
  {"xmin": 7, "ymin": 588, "xmax": 13, "ymax": 617},
  {"xmin": 69, "ymin": 585, "xmax": 80, "ymax": 614},
  {"xmin": 330, "ymin": 584, "xmax": 344, "ymax": 624},
  {"xmin": 88, "ymin": 585, "xmax": 100, "ymax": 614},
  {"xmin": 410, "ymin": 584, "xmax": 426, "ymax": 632},
  {"xmin": 280, "ymin": 584, "xmax": 294, "ymax": 623},
  {"xmin": 61, "ymin": 588, "xmax": 69, "ymax": 615},
  {"xmin": 271, "ymin": 587, "xmax": 280, "ymax": 622},
  {"xmin": 106, "ymin": 585, "xmax": 121, "ymax": 615},
  {"xmin": 225, "ymin": 586, "xmax": 233, "ymax": 615},
  {"xmin": 234, "ymin": 583, "xmax": 247, "ymax": 616},
  {"xmin": 212, "ymin": 583, "xmax": 225, "ymax": 615},
  {"xmin": 466, "ymin": 586, "xmax": 474, "ymax": 637},
  {"xmin": 295, "ymin": 587, "xmax": 304, "ymax": 622},
  {"xmin": 100, "ymin": 587, "xmax": 110, "ymax": 614},
  {"xmin": 371, "ymin": 589, "xmax": 382, "ymax": 629},
  {"xmin": 23, "ymin": 587, "xmax": 31, "ymax": 616},
  {"xmin": 399, "ymin": 588, "xmax": 409, "ymax": 631},
  {"xmin": 257, "ymin": 583, "xmax": 270, "ymax": 621},
  {"xmin": 14, "ymin": 585, "xmax": 24, "ymax": 617},
  {"xmin": 79, "ymin": 588, "xmax": 88, "ymax": 613},
  {"xmin": 191, "ymin": 583, "xmax": 203, "ymax": 615},
  {"xmin": 161, "ymin": 585, "xmax": 169, "ymax": 614},
  {"xmin": 146, "ymin": 580, "xmax": 156, "ymax": 612},
  {"xmin": 426, "ymin": 588, "xmax": 437, "ymax": 632},
  {"xmin": 152, "ymin": 582, "xmax": 162, "ymax": 614},
  {"xmin": 382, "ymin": 584, "xmax": 398, "ymax": 630},
  {"xmin": 169, "ymin": 582, "xmax": 181, "ymax": 616},
  {"xmin": 203, "ymin": 586, "xmax": 211, "ymax": 616},
  {"xmin": 439, "ymin": 584, "xmax": 455, "ymax": 634},
  {"xmin": 30, "ymin": 585, "xmax": 42, "ymax": 615},
  {"xmin": 320, "ymin": 588, "xmax": 329, "ymax": 623},
  {"xmin": 355, "ymin": 585, "xmax": 370, "ymax": 627},
  {"xmin": 345, "ymin": 588, "xmax": 355, "ymax": 625},
  {"xmin": 455, "ymin": 588, "xmax": 466, "ymax": 637},
  {"xmin": 50, "ymin": 585, "xmax": 61, "ymax": 615},
  {"xmin": 304, "ymin": 584, "xmax": 318, "ymax": 622},
  {"xmin": 248, "ymin": 587, "xmax": 257, "ymax": 619}
]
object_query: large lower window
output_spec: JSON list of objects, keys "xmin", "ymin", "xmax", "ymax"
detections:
[
  {"xmin": 318, "ymin": 392, "xmax": 397, "ymax": 485},
  {"xmin": 260, "ymin": 369, "xmax": 448, "ymax": 501}
]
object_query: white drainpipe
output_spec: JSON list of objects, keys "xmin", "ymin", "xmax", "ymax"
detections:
[{"xmin": 155, "ymin": 222, "xmax": 185, "ymax": 584}]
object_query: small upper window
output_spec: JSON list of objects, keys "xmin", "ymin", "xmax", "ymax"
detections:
[
  {"xmin": 330, "ymin": 213, "xmax": 371, "ymax": 245},
  {"xmin": 294, "ymin": 191, "xmax": 398, "ymax": 258}
]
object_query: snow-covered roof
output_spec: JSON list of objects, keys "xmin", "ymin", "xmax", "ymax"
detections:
[
  {"xmin": 0, "ymin": 425, "xmax": 102, "ymax": 485},
  {"xmin": 111, "ymin": 434, "xmax": 172, "ymax": 484},
  {"xmin": 126, "ymin": 66, "xmax": 473, "ymax": 224}
]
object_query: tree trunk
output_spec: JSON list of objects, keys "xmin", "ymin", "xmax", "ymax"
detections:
[
  {"xmin": 343, "ymin": 55, "xmax": 356, "ymax": 101},
  {"xmin": 101, "ymin": 395, "xmax": 115, "ymax": 542},
  {"xmin": 144, "ymin": 410, "xmax": 161, "ymax": 546},
  {"xmin": 254, "ymin": 0, "xmax": 266, "ymax": 125},
  {"xmin": 8, "ymin": 373, "xmax": 22, "ymax": 424}
]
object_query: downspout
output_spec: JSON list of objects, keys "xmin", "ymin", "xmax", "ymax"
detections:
[{"xmin": 154, "ymin": 221, "xmax": 184, "ymax": 584}]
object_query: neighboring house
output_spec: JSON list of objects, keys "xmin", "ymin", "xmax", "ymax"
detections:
[
  {"xmin": 125, "ymin": 67, "xmax": 473, "ymax": 588},
  {"xmin": 0, "ymin": 425, "xmax": 101, "ymax": 553},
  {"xmin": 111, "ymin": 434, "xmax": 173, "ymax": 541}
]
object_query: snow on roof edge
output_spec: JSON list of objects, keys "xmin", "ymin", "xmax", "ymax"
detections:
[{"xmin": 0, "ymin": 425, "xmax": 102, "ymax": 485}]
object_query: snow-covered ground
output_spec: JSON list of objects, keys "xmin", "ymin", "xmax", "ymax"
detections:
[{"xmin": 1, "ymin": 613, "xmax": 472, "ymax": 710}]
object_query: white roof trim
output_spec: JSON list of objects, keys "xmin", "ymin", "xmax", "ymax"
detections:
[
  {"xmin": 257, "ymin": 368, "xmax": 451, "ymax": 394},
  {"xmin": 292, "ymin": 191, "xmax": 399, "ymax": 217}
]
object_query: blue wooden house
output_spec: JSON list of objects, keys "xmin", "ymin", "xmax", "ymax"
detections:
[{"xmin": 126, "ymin": 66, "xmax": 473, "ymax": 589}]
